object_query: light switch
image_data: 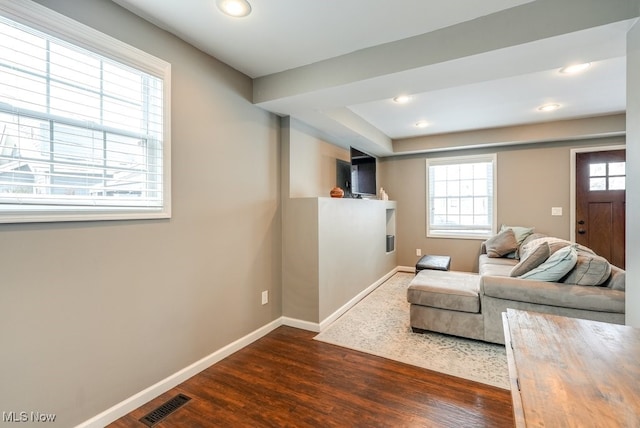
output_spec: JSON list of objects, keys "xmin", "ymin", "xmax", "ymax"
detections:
[{"xmin": 551, "ymin": 207, "xmax": 563, "ymax": 216}]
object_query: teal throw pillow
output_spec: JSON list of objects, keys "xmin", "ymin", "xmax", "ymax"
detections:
[{"xmin": 520, "ymin": 244, "xmax": 578, "ymax": 282}]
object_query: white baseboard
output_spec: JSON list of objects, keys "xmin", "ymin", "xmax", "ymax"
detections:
[
  {"xmin": 397, "ymin": 265, "xmax": 415, "ymax": 273},
  {"xmin": 75, "ymin": 318, "xmax": 283, "ymax": 428},
  {"xmin": 281, "ymin": 316, "xmax": 320, "ymax": 332},
  {"xmin": 76, "ymin": 267, "xmax": 408, "ymax": 427},
  {"xmin": 318, "ymin": 267, "xmax": 399, "ymax": 331}
]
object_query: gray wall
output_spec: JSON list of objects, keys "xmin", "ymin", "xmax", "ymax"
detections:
[
  {"xmin": 379, "ymin": 135, "xmax": 625, "ymax": 272},
  {"xmin": 1, "ymin": 1, "xmax": 281, "ymax": 426},
  {"xmin": 288, "ymin": 120, "xmax": 351, "ymax": 198},
  {"xmin": 281, "ymin": 119, "xmax": 397, "ymax": 325}
]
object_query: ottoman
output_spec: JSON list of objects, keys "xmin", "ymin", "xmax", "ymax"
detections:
[
  {"xmin": 407, "ymin": 270, "xmax": 484, "ymax": 341},
  {"xmin": 415, "ymin": 254, "xmax": 451, "ymax": 273}
]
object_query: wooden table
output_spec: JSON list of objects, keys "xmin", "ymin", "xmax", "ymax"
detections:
[{"xmin": 502, "ymin": 309, "xmax": 640, "ymax": 427}]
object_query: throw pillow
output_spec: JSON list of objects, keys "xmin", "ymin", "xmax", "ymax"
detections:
[
  {"xmin": 500, "ymin": 225, "xmax": 534, "ymax": 259},
  {"xmin": 520, "ymin": 236, "xmax": 571, "ymax": 256},
  {"xmin": 484, "ymin": 228, "xmax": 518, "ymax": 258},
  {"xmin": 509, "ymin": 242, "xmax": 550, "ymax": 277},
  {"xmin": 520, "ymin": 244, "xmax": 578, "ymax": 282},
  {"xmin": 500, "ymin": 225, "xmax": 534, "ymax": 246},
  {"xmin": 562, "ymin": 249, "xmax": 611, "ymax": 286}
]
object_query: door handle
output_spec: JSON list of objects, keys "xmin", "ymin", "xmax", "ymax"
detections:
[
  {"xmin": 577, "ymin": 220, "xmax": 585, "ymax": 225},
  {"xmin": 578, "ymin": 229, "xmax": 586, "ymax": 234}
]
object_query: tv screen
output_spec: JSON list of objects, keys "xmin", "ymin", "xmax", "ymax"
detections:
[{"xmin": 350, "ymin": 147, "xmax": 377, "ymax": 197}]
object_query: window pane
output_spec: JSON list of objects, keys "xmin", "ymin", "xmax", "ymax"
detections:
[
  {"xmin": 447, "ymin": 181, "xmax": 460, "ymax": 196},
  {"xmin": 432, "ymin": 197, "xmax": 446, "ymax": 214},
  {"xmin": 460, "ymin": 215, "xmax": 473, "ymax": 225},
  {"xmin": 106, "ymin": 134, "xmax": 145, "ymax": 168},
  {"xmin": 474, "ymin": 197, "xmax": 488, "ymax": 215},
  {"xmin": 460, "ymin": 179, "xmax": 473, "ymax": 196},
  {"xmin": 446, "ymin": 165, "xmax": 459, "ymax": 180},
  {"xmin": 447, "ymin": 198, "xmax": 460, "ymax": 215},
  {"xmin": 459, "ymin": 163, "xmax": 473, "ymax": 179},
  {"xmin": 433, "ymin": 181, "xmax": 447, "ymax": 197},
  {"xmin": 609, "ymin": 162, "xmax": 625, "ymax": 176},
  {"xmin": 590, "ymin": 177, "xmax": 606, "ymax": 191},
  {"xmin": 50, "ymin": 42, "xmax": 101, "ymax": 91},
  {"xmin": 0, "ymin": 69, "xmax": 47, "ymax": 111},
  {"xmin": 590, "ymin": 163, "xmax": 606, "ymax": 177},
  {"xmin": 0, "ymin": 21, "xmax": 47, "ymax": 74},
  {"xmin": 103, "ymin": 97, "xmax": 143, "ymax": 133},
  {"xmin": 50, "ymin": 82, "xmax": 101, "ymax": 122},
  {"xmin": 473, "ymin": 163, "xmax": 488, "ymax": 179},
  {"xmin": 474, "ymin": 215, "xmax": 489, "ymax": 226},
  {"xmin": 474, "ymin": 179, "xmax": 487, "ymax": 196},
  {"xmin": 609, "ymin": 176, "xmax": 625, "ymax": 190},
  {"xmin": 433, "ymin": 214, "xmax": 446, "ymax": 225},
  {"xmin": 432, "ymin": 165, "xmax": 447, "ymax": 181},
  {"xmin": 460, "ymin": 197, "xmax": 474, "ymax": 214}
]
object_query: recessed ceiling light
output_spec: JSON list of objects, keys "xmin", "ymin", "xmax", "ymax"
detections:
[
  {"xmin": 538, "ymin": 103, "xmax": 561, "ymax": 112},
  {"xmin": 415, "ymin": 120, "xmax": 429, "ymax": 128},
  {"xmin": 559, "ymin": 63, "xmax": 591, "ymax": 74},
  {"xmin": 393, "ymin": 95, "xmax": 412, "ymax": 104},
  {"xmin": 217, "ymin": 0, "xmax": 252, "ymax": 17}
]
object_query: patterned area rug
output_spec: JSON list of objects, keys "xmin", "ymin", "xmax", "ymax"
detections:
[{"xmin": 314, "ymin": 272, "xmax": 509, "ymax": 389}]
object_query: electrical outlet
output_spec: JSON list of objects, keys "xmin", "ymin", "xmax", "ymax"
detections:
[
  {"xmin": 261, "ymin": 290, "xmax": 268, "ymax": 305},
  {"xmin": 416, "ymin": 249, "xmax": 422, "ymax": 256}
]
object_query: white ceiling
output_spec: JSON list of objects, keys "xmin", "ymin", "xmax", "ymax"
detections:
[{"xmin": 112, "ymin": 0, "xmax": 633, "ymax": 155}]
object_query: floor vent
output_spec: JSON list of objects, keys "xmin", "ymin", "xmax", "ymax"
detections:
[{"xmin": 139, "ymin": 393, "xmax": 191, "ymax": 427}]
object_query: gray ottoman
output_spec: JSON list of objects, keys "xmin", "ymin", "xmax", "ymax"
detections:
[
  {"xmin": 415, "ymin": 254, "xmax": 451, "ymax": 273},
  {"xmin": 407, "ymin": 270, "xmax": 484, "ymax": 341}
]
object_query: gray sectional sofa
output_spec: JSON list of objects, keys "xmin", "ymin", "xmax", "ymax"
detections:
[{"xmin": 408, "ymin": 229, "xmax": 626, "ymax": 344}]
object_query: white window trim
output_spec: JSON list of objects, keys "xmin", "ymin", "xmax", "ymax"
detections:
[
  {"xmin": 0, "ymin": 0, "xmax": 171, "ymax": 223},
  {"xmin": 426, "ymin": 153, "xmax": 497, "ymax": 240}
]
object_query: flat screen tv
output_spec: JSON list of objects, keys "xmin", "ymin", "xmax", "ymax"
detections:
[{"xmin": 350, "ymin": 147, "xmax": 377, "ymax": 197}]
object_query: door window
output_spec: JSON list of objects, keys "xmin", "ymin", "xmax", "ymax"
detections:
[{"xmin": 588, "ymin": 162, "xmax": 625, "ymax": 191}]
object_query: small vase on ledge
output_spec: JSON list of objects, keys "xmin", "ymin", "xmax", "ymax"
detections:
[{"xmin": 330, "ymin": 186, "xmax": 345, "ymax": 198}]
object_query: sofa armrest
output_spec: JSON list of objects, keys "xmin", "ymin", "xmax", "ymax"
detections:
[{"xmin": 480, "ymin": 275, "xmax": 625, "ymax": 314}]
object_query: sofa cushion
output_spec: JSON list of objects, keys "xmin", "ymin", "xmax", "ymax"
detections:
[
  {"xmin": 607, "ymin": 267, "xmax": 625, "ymax": 291},
  {"xmin": 509, "ymin": 241, "xmax": 550, "ymax": 277},
  {"xmin": 484, "ymin": 228, "xmax": 518, "ymax": 258},
  {"xmin": 480, "ymin": 275, "xmax": 625, "ymax": 313},
  {"xmin": 479, "ymin": 254, "xmax": 517, "ymax": 277},
  {"xmin": 520, "ymin": 244, "xmax": 578, "ymax": 282},
  {"xmin": 562, "ymin": 249, "xmax": 611, "ymax": 286},
  {"xmin": 407, "ymin": 270, "xmax": 481, "ymax": 313}
]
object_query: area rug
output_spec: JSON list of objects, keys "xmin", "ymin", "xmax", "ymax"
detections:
[{"xmin": 314, "ymin": 272, "xmax": 509, "ymax": 389}]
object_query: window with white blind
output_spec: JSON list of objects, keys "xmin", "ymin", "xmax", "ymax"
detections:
[
  {"xmin": 426, "ymin": 154, "xmax": 496, "ymax": 239},
  {"xmin": 0, "ymin": 1, "xmax": 170, "ymax": 223}
]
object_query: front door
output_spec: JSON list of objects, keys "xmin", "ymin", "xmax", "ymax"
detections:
[{"xmin": 575, "ymin": 150, "xmax": 625, "ymax": 269}]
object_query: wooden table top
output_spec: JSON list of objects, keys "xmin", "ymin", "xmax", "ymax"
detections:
[{"xmin": 503, "ymin": 309, "xmax": 640, "ymax": 428}]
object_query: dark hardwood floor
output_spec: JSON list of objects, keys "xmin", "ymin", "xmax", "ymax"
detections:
[{"xmin": 109, "ymin": 326, "xmax": 514, "ymax": 427}]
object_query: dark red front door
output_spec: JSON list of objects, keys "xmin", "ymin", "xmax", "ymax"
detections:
[{"xmin": 575, "ymin": 150, "xmax": 626, "ymax": 269}]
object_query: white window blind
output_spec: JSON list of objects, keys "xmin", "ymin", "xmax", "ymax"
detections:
[
  {"xmin": 0, "ymin": 1, "xmax": 170, "ymax": 223},
  {"xmin": 426, "ymin": 154, "xmax": 496, "ymax": 239}
]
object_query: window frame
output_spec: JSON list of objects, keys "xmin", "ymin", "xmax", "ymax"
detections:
[
  {"xmin": 426, "ymin": 153, "xmax": 497, "ymax": 240},
  {"xmin": 0, "ymin": 0, "xmax": 171, "ymax": 224}
]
